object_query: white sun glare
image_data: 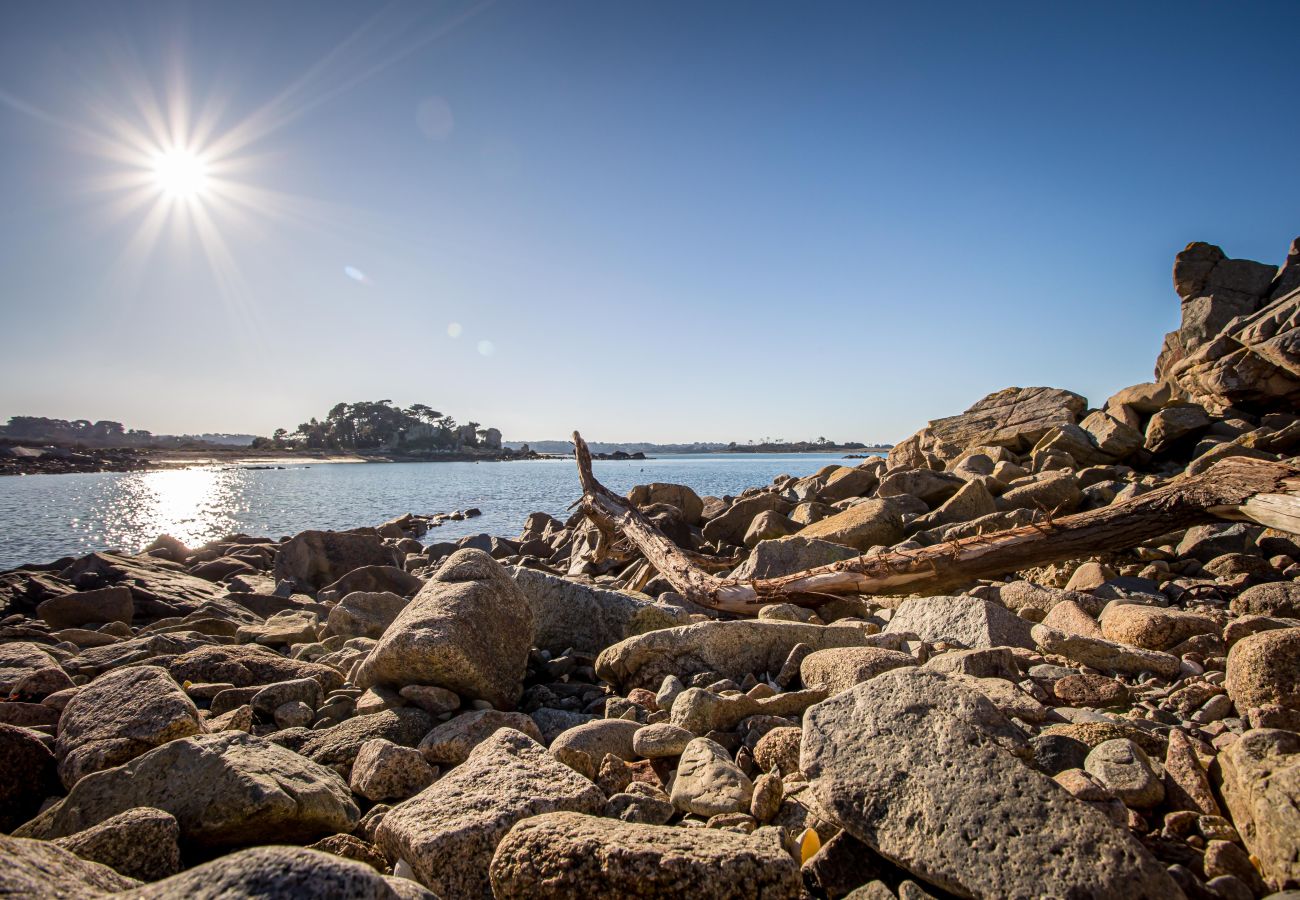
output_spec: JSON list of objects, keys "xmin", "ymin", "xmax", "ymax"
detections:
[{"xmin": 151, "ymin": 147, "xmax": 209, "ymax": 198}]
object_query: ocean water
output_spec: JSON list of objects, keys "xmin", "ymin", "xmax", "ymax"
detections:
[{"xmin": 0, "ymin": 452, "xmax": 877, "ymax": 570}]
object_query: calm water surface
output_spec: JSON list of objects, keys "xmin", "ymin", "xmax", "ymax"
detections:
[{"xmin": 0, "ymin": 453, "xmax": 876, "ymax": 570}]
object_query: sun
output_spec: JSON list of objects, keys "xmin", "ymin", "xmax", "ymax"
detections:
[{"xmin": 151, "ymin": 147, "xmax": 209, "ymax": 199}]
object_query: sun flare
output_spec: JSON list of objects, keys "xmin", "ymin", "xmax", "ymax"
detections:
[{"xmin": 151, "ymin": 147, "xmax": 209, "ymax": 199}]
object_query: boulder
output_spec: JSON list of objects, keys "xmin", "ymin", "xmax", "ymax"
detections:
[
  {"xmin": 123, "ymin": 846, "xmax": 435, "ymax": 899},
  {"xmin": 796, "ymin": 501, "xmax": 903, "ymax": 551},
  {"xmin": 489, "ymin": 811, "xmax": 800, "ymax": 899},
  {"xmin": 53, "ymin": 807, "xmax": 180, "ymax": 882},
  {"xmin": 744, "ymin": 510, "xmax": 800, "ymax": 547},
  {"xmin": 37, "ymin": 586, "xmax": 134, "ymax": 629},
  {"xmin": 1232, "ymin": 582, "xmax": 1300, "ymax": 618},
  {"xmin": 273, "ymin": 530, "xmax": 399, "ymax": 590},
  {"xmin": 817, "ymin": 465, "xmax": 882, "ymax": 504},
  {"xmin": 317, "ymin": 565, "xmax": 423, "ymax": 602},
  {"xmin": 549, "ymin": 718, "xmax": 642, "ymax": 763},
  {"xmin": 595, "ymin": 620, "xmax": 897, "ymax": 691},
  {"xmin": 801, "ymin": 669, "xmax": 1181, "ymax": 898},
  {"xmin": 56, "ymin": 665, "xmax": 205, "ymax": 788},
  {"xmin": 0, "ymin": 722, "xmax": 59, "ymax": 831},
  {"xmin": 1098, "ymin": 604, "xmax": 1218, "ymax": 652},
  {"xmin": 670, "ymin": 737, "xmax": 754, "ymax": 816},
  {"xmin": 375, "ymin": 729, "xmax": 604, "ymax": 896},
  {"xmin": 1145, "ymin": 405, "xmax": 1211, "ymax": 453},
  {"xmin": 628, "ymin": 483, "xmax": 705, "ymax": 524},
  {"xmin": 889, "ymin": 386, "xmax": 1088, "ymax": 466},
  {"xmin": 509, "ymin": 566, "xmax": 690, "ymax": 656},
  {"xmin": 418, "ymin": 709, "xmax": 544, "ymax": 766},
  {"xmin": 1217, "ymin": 728, "xmax": 1300, "ymax": 891},
  {"xmin": 350, "ymin": 739, "xmax": 437, "ymax": 803},
  {"xmin": 356, "ymin": 550, "xmax": 533, "ymax": 710},
  {"xmin": 167, "ymin": 644, "xmax": 343, "ymax": 692},
  {"xmin": 702, "ymin": 495, "xmax": 793, "ymax": 547},
  {"xmin": 799, "ymin": 647, "xmax": 917, "ymax": 695},
  {"xmin": 1226, "ymin": 627, "xmax": 1300, "ymax": 713},
  {"xmin": 0, "ymin": 834, "xmax": 140, "ymax": 896},
  {"xmin": 57, "ymin": 552, "xmax": 226, "ymax": 622},
  {"xmin": 284, "ymin": 707, "xmax": 434, "ymax": 777},
  {"xmin": 729, "ymin": 536, "xmax": 859, "ymax": 580},
  {"xmin": 323, "ymin": 591, "xmax": 409, "ymax": 640},
  {"xmin": 669, "ymin": 687, "xmax": 826, "ymax": 736},
  {"xmin": 1031, "ymin": 624, "xmax": 1182, "ymax": 679},
  {"xmin": 16, "ymin": 732, "xmax": 359, "ymax": 850},
  {"xmin": 876, "ymin": 469, "xmax": 965, "ymax": 506},
  {"xmin": 0, "ymin": 641, "xmax": 74, "ymax": 698},
  {"xmin": 1084, "ymin": 739, "xmax": 1164, "ymax": 809},
  {"xmin": 884, "ymin": 595, "xmax": 1035, "ymax": 649},
  {"xmin": 997, "ymin": 470, "xmax": 1081, "ymax": 514}
]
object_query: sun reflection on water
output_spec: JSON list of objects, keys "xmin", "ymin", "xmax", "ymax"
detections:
[{"xmin": 96, "ymin": 467, "xmax": 245, "ymax": 551}]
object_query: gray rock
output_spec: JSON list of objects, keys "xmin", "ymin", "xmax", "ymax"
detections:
[
  {"xmin": 37, "ymin": 586, "xmax": 135, "ymax": 629},
  {"xmin": 884, "ymin": 595, "xmax": 1035, "ymax": 649},
  {"xmin": 595, "ymin": 619, "xmax": 898, "ymax": 691},
  {"xmin": 528, "ymin": 708, "xmax": 594, "ymax": 745},
  {"xmin": 53, "ymin": 807, "xmax": 180, "ymax": 882},
  {"xmin": 167, "ymin": 644, "xmax": 343, "ymax": 692},
  {"xmin": 376, "ymin": 729, "xmax": 604, "ymax": 896},
  {"xmin": 632, "ymin": 722, "xmax": 694, "ymax": 758},
  {"xmin": 419, "ymin": 709, "xmax": 543, "ymax": 766},
  {"xmin": 0, "ymin": 721, "xmax": 59, "ymax": 831},
  {"xmin": 550, "ymin": 718, "xmax": 642, "ymax": 762},
  {"xmin": 356, "ymin": 550, "xmax": 533, "ymax": 710},
  {"xmin": 273, "ymin": 530, "xmax": 399, "ymax": 590},
  {"xmin": 1226, "ymin": 627, "xmax": 1300, "ymax": 713},
  {"xmin": 1218, "ymin": 728, "xmax": 1300, "ymax": 891},
  {"xmin": 801, "ymin": 669, "xmax": 1182, "ymax": 899},
  {"xmin": 285, "ymin": 707, "xmax": 434, "ymax": 777},
  {"xmin": 489, "ymin": 811, "xmax": 800, "ymax": 899},
  {"xmin": 350, "ymin": 739, "xmax": 437, "ymax": 802},
  {"xmin": 1084, "ymin": 739, "xmax": 1165, "ymax": 809},
  {"xmin": 669, "ymin": 687, "xmax": 826, "ymax": 736},
  {"xmin": 17, "ymin": 732, "xmax": 359, "ymax": 850},
  {"xmin": 0, "ymin": 834, "xmax": 140, "ymax": 897},
  {"xmin": 796, "ymin": 500, "xmax": 904, "ymax": 551},
  {"xmin": 56, "ymin": 665, "xmax": 205, "ymax": 788},
  {"xmin": 123, "ymin": 846, "xmax": 436, "ymax": 899},
  {"xmin": 250, "ymin": 677, "xmax": 322, "ymax": 719},
  {"xmin": 800, "ymin": 647, "xmax": 917, "ymax": 695},
  {"xmin": 1031, "ymin": 624, "xmax": 1182, "ymax": 679},
  {"xmin": 0, "ymin": 641, "xmax": 75, "ymax": 698},
  {"xmin": 324, "ymin": 591, "xmax": 409, "ymax": 639},
  {"xmin": 671, "ymin": 737, "xmax": 754, "ymax": 816},
  {"xmin": 509, "ymin": 565, "xmax": 690, "ymax": 656},
  {"xmin": 730, "ymin": 536, "xmax": 860, "ymax": 580}
]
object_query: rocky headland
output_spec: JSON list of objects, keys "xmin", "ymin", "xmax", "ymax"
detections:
[{"xmin": 2, "ymin": 237, "xmax": 1300, "ymax": 898}]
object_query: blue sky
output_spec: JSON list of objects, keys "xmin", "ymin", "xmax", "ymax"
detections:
[{"xmin": 1, "ymin": 1, "xmax": 1296, "ymax": 444}]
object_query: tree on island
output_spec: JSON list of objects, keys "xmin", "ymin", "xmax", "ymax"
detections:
[{"xmin": 251, "ymin": 401, "xmax": 500, "ymax": 453}]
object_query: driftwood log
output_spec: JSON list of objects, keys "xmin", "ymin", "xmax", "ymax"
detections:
[{"xmin": 572, "ymin": 430, "xmax": 1300, "ymax": 615}]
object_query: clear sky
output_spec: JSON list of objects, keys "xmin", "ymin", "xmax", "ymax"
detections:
[{"xmin": 1, "ymin": 1, "xmax": 1296, "ymax": 444}]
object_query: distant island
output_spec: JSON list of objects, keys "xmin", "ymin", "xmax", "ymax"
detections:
[{"xmin": 507, "ymin": 438, "xmax": 893, "ymax": 455}]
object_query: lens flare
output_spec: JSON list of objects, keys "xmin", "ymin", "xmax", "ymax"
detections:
[{"xmin": 151, "ymin": 147, "xmax": 209, "ymax": 198}]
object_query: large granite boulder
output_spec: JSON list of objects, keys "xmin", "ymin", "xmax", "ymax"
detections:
[
  {"xmin": 57, "ymin": 552, "xmax": 226, "ymax": 622},
  {"xmin": 0, "ymin": 722, "xmax": 59, "ymax": 831},
  {"xmin": 628, "ymin": 482, "xmax": 705, "ymax": 524},
  {"xmin": 883, "ymin": 595, "xmax": 1035, "ymax": 649},
  {"xmin": 123, "ymin": 846, "xmax": 435, "ymax": 899},
  {"xmin": 277, "ymin": 707, "xmax": 434, "ymax": 777},
  {"xmin": 356, "ymin": 550, "xmax": 533, "ymax": 710},
  {"xmin": 595, "ymin": 620, "xmax": 898, "ymax": 692},
  {"xmin": 1217, "ymin": 728, "xmax": 1300, "ymax": 890},
  {"xmin": 376, "ymin": 729, "xmax": 604, "ymax": 896},
  {"xmin": 0, "ymin": 835, "xmax": 140, "ymax": 897},
  {"xmin": 796, "ymin": 500, "xmax": 904, "ymax": 552},
  {"xmin": 509, "ymin": 565, "xmax": 690, "ymax": 656},
  {"xmin": 0, "ymin": 640, "xmax": 74, "ymax": 698},
  {"xmin": 889, "ymin": 386, "xmax": 1088, "ymax": 467},
  {"xmin": 801, "ymin": 669, "xmax": 1181, "ymax": 898},
  {"xmin": 1226, "ymin": 627, "xmax": 1300, "ymax": 713},
  {"xmin": 730, "ymin": 536, "xmax": 859, "ymax": 580},
  {"xmin": 17, "ymin": 732, "xmax": 359, "ymax": 850},
  {"xmin": 490, "ymin": 811, "xmax": 800, "ymax": 899},
  {"xmin": 56, "ymin": 665, "xmax": 205, "ymax": 788},
  {"xmin": 167, "ymin": 644, "xmax": 344, "ymax": 692},
  {"xmin": 53, "ymin": 807, "xmax": 181, "ymax": 882},
  {"xmin": 322, "ymin": 591, "xmax": 409, "ymax": 640},
  {"xmin": 1158, "ymin": 240, "xmax": 1300, "ymax": 415},
  {"xmin": 37, "ymin": 585, "xmax": 134, "ymax": 629},
  {"xmin": 272, "ymin": 530, "xmax": 399, "ymax": 590}
]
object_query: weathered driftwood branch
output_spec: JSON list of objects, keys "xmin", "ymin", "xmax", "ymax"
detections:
[{"xmin": 572, "ymin": 431, "xmax": 1300, "ymax": 614}]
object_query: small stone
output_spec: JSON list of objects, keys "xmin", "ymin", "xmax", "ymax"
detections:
[
  {"xmin": 274, "ymin": 700, "xmax": 315, "ymax": 729},
  {"xmin": 597, "ymin": 753, "xmax": 634, "ymax": 796},
  {"xmin": 671, "ymin": 738, "xmax": 754, "ymax": 817},
  {"xmin": 632, "ymin": 723, "xmax": 693, "ymax": 758},
  {"xmin": 350, "ymin": 739, "xmax": 437, "ymax": 802},
  {"xmin": 1084, "ymin": 739, "xmax": 1165, "ymax": 809},
  {"xmin": 399, "ymin": 684, "xmax": 460, "ymax": 715},
  {"xmin": 750, "ymin": 772, "xmax": 783, "ymax": 823}
]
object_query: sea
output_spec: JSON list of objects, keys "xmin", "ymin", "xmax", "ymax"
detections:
[{"xmin": 0, "ymin": 452, "xmax": 880, "ymax": 570}]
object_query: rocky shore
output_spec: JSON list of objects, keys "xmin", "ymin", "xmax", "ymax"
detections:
[{"xmin": 2, "ymin": 237, "xmax": 1299, "ymax": 899}]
